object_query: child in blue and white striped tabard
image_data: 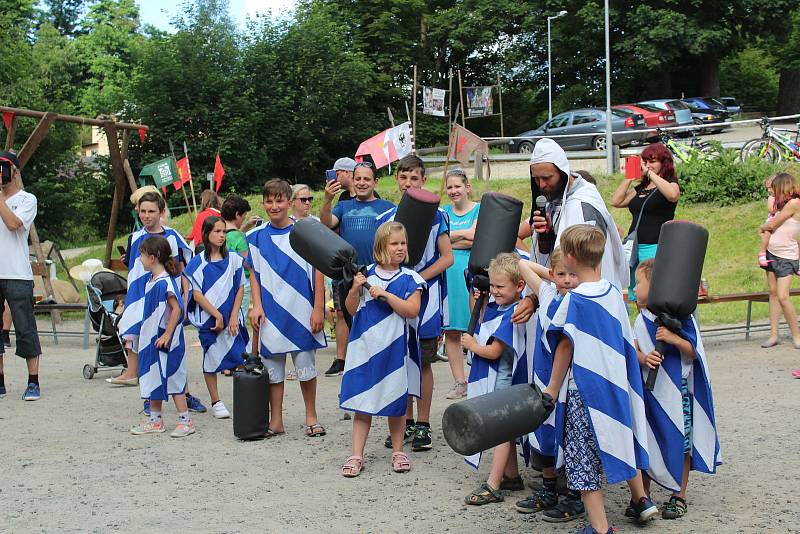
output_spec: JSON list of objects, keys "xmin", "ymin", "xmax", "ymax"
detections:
[
  {"xmin": 632, "ymin": 259, "xmax": 721, "ymax": 520},
  {"xmin": 184, "ymin": 216, "xmax": 249, "ymax": 420},
  {"xmin": 516, "ymin": 248, "xmax": 589, "ymax": 522},
  {"xmin": 247, "ymin": 179, "xmax": 327, "ymax": 439},
  {"xmin": 120, "ymin": 236, "xmax": 194, "ymax": 438},
  {"xmin": 375, "ymin": 155, "xmax": 454, "ymax": 452},
  {"xmin": 339, "ymin": 221, "xmax": 425, "ymax": 477},
  {"xmin": 542, "ymin": 225, "xmax": 656, "ymax": 534},
  {"xmin": 460, "ymin": 253, "xmax": 526, "ymax": 505},
  {"xmin": 112, "ymin": 191, "xmax": 192, "ymax": 387}
]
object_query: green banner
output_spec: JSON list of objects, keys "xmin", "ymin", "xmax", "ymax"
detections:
[{"xmin": 139, "ymin": 157, "xmax": 178, "ymax": 188}]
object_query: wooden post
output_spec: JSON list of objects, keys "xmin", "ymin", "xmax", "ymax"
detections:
[
  {"xmin": 497, "ymin": 72, "xmax": 505, "ymax": 141},
  {"xmin": 412, "ymin": 65, "xmax": 418, "ymax": 155},
  {"xmin": 448, "ymin": 68, "xmax": 453, "ymax": 135},
  {"xmin": 458, "ymin": 70, "xmax": 466, "ymax": 127},
  {"xmin": 4, "ymin": 116, "xmax": 18, "ymax": 151},
  {"xmin": 184, "ymin": 142, "xmax": 198, "ymax": 215},
  {"xmin": 103, "ymin": 122, "xmax": 128, "ymax": 267},
  {"xmin": 438, "ymin": 102, "xmax": 460, "ymax": 197},
  {"xmin": 17, "ymin": 113, "xmax": 57, "ymax": 168}
]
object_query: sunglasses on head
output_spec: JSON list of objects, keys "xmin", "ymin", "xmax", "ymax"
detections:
[{"xmin": 354, "ymin": 161, "xmax": 374, "ymax": 169}]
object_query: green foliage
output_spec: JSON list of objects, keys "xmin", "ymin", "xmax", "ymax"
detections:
[
  {"xmin": 720, "ymin": 46, "xmax": 778, "ymax": 111},
  {"xmin": 677, "ymin": 148, "xmax": 781, "ymax": 205}
]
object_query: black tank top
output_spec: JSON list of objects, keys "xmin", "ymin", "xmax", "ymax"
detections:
[{"xmin": 627, "ymin": 184, "xmax": 677, "ymax": 244}]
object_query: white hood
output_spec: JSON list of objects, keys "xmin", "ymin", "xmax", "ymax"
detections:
[{"xmin": 529, "ymin": 138, "xmax": 570, "ymax": 178}]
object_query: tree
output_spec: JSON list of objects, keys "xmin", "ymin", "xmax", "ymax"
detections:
[
  {"xmin": 776, "ymin": 9, "xmax": 800, "ymax": 115},
  {"xmin": 41, "ymin": 0, "xmax": 86, "ymax": 36}
]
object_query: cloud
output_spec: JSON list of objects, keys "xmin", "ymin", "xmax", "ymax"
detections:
[{"xmin": 242, "ymin": 0, "xmax": 297, "ymax": 20}]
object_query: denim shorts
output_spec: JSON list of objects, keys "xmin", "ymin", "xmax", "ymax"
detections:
[{"xmin": 0, "ymin": 279, "xmax": 42, "ymax": 359}]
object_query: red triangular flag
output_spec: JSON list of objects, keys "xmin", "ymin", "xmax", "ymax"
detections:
[
  {"xmin": 2, "ymin": 111, "xmax": 13, "ymax": 131},
  {"xmin": 138, "ymin": 127, "xmax": 147, "ymax": 144},
  {"xmin": 174, "ymin": 156, "xmax": 191, "ymax": 191},
  {"xmin": 213, "ymin": 153, "xmax": 224, "ymax": 192}
]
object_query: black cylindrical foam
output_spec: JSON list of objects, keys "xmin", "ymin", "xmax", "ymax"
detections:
[
  {"xmin": 289, "ymin": 217, "xmax": 358, "ymax": 280},
  {"xmin": 393, "ymin": 188, "xmax": 441, "ymax": 267},
  {"xmin": 468, "ymin": 192, "xmax": 523, "ymax": 275}
]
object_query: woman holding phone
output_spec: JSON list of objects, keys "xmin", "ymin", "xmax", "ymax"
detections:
[{"xmin": 611, "ymin": 143, "xmax": 681, "ymax": 301}]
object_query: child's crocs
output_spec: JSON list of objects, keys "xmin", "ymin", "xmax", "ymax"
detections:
[{"xmin": 791, "ymin": 369, "xmax": 800, "ymax": 379}]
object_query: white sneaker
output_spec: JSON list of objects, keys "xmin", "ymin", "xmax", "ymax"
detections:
[{"xmin": 212, "ymin": 401, "xmax": 231, "ymax": 419}]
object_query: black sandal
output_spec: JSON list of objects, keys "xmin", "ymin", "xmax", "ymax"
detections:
[
  {"xmin": 464, "ymin": 482, "xmax": 504, "ymax": 505},
  {"xmin": 662, "ymin": 495, "xmax": 686, "ymax": 519}
]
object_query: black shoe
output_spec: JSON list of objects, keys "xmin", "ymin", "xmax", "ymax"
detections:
[
  {"xmin": 384, "ymin": 422, "xmax": 415, "ymax": 448},
  {"xmin": 514, "ymin": 486, "xmax": 558, "ymax": 514},
  {"xmin": 411, "ymin": 424, "xmax": 432, "ymax": 451},
  {"xmin": 324, "ymin": 359, "xmax": 345, "ymax": 377},
  {"xmin": 541, "ymin": 495, "xmax": 586, "ymax": 523},
  {"xmin": 624, "ymin": 499, "xmax": 638, "ymax": 518},
  {"xmin": 500, "ymin": 476, "xmax": 525, "ymax": 491}
]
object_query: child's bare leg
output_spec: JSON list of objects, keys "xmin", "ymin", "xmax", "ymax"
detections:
[
  {"xmin": 444, "ymin": 331, "xmax": 465, "ymax": 384},
  {"xmin": 388, "ymin": 415, "xmax": 406, "ymax": 452},
  {"xmin": 172, "ymin": 394, "xmax": 187, "ymax": 413},
  {"xmin": 486, "ymin": 441, "xmax": 514, "ymax": 489},
  {"xmin": 674, "ymin": 454, "xmax": 691, "ymax": 499},
  {"xmin": 582, "ymin": 489, "xmax": 609, "ymax": 533},
  {"xmin": 203, "ymin": 373, "xmax": 220, "ymax": 404},
  {"xmin": 351, "ymin": 413, "xmax": 371, "ymax": 456},
  {"xmin": 335, "ymin": 311, "xmax": 348, "ymax": 362},
  {"xmin": 766, "ymin": 271, "xmax": 780, "ymax": 343},
  {"xmin": 418, "ymin": 363, "xmax": 434, "ymax": 423},
  {"xmin": 298, "ymin": 377, "xmax": 318, "ymax": 426},
  {"xmin": 150, "ymin": 399, "xmax": 164, "ymax": 414},
  {"xmin": 405, "ymin": 395, "xmax": 414, "ymax": 421},
  {"xmin": 118, "ymin": 349, "xmax": 138, "ymax": 379},
  {"xmin": 542, "ymin": 466, "xmax": 557, "ymax": 479},
  {"xmin": 269, "ymin": 381, "xmax": 285, "ymax": 432},
  {"xmin": 776, "ymin": 275, "xmax": 800, "ymax": 342},
  {"xmin": 503, "ymin": 440, "xmax": 519, "ymax": 478},
  {"xmin": 643, "ymin": 471, "xmax": 652, "ymax": 496},
  {"xmin": 627, "ymin": 470, "xmax": 647, "ymax": 500}
]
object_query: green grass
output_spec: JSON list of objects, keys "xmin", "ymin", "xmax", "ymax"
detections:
[{"xmin": 61, "ymin": 173, "xmax": 796, "ymax": 326}]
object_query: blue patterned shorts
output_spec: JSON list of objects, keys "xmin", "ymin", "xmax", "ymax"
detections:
[
  {"xmin": 681, "ymin": 378, "xmax": 693, "ymax": 453},
  {"xmin": 564, "ymin": 389, "xmax": 603, "ymax": 491}
]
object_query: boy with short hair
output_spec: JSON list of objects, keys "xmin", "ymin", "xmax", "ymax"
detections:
[
  {"xmin": 542, "ymin": 224, "xmax": 654, "ymax": 534},
  {"xmin": 461, "ymin": 252, "xmax": 526, "ymax": 504},
  {"xmin": 632, "ymin": 259, "xmax": 721, "ymax": 520},
  {"xmin": 376, "ymin": 155, "xmax": 454, "ymax": 451},
  {"xmin": 247, "ymin": 179, "xmax": 327, "ymax": 438}
]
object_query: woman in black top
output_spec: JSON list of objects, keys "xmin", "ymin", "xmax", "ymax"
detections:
[{"xmin": 611, "ymin": 143, "xmax": 681, "ymax": 300}]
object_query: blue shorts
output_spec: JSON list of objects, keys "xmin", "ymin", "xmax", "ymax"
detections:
[
  {"xmin": 564, "ymin": 389, "xmax": 603, "ymax": 491},
  {"xmin": 681, "ymin": 378, "xmax": 693, "ymax": 453}
]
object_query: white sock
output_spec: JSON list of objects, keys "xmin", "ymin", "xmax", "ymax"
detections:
[
  {"xmin": 149, "ymin": 410, "xmax": 162, "ymax": 423},
  {"xmin": 178, "ymin": 411, "xmax": 190, "ymax": 423}
]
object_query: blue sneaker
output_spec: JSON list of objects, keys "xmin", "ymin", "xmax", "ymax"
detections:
[
  {"xmin": 22, "ymin": 383, "xmax": 40, "ymax": 401},
  {"xmin": 186, "ymin": 393, "xmax": 207, "ymax": 413},
  {"xmin": 142, "ymin": 399, "xmax": 151, "ymax": 416},
  {"xmin": 0, "ymin": 385, "xmax": 6, "ymax": 398}
]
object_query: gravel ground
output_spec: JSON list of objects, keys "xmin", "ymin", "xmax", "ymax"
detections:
[{"xmin": 1, "ymin": 321, "xmax": 798, "ymax": 533}]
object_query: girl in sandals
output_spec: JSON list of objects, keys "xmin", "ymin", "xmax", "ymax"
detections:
[{"xmin": 339, "ymin": 222, "xmax": 425, "ymax": 477}]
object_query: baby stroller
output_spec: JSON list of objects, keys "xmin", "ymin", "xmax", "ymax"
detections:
[{"xmin": 82, "ymin": 271, "xmax": 128, "ymax": 379}]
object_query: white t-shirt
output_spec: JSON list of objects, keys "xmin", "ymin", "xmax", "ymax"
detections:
[{"xmin": 0, "ymin": 190, "xmax": 37, "ymax": 280}]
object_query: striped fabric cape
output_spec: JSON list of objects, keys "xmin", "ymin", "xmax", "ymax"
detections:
[
  {"xmin": 184, "ymin": 252, "xmax": 249, "ymax": 373},
  {"xmin": 119, "ymin": 226, "xmax": 192, "ymax": 339},
  {"xmin": 246, "ymin": 222, "xmax": 326, "ymax": 356},
  {"xmin": 339, "ymin": 265, "xmax": 425, "ymax": 416},
  {"xmin": 634, "ymin": 310, "xmax": 721, "ymax": 491},
  {"xmin": 546, "ymin": 279, "xmax": 650, "ymax": 484},
  {"xmin": 465, "ymin": 299, "xmax": 526, "ymax": 469},
  {"xmin": 117, "ymin": 272, "xmax": 186, "ymax": 401},
  {"xmin": 376, "ymin": 206, "xmax": 449, "ymax": 339},
  {"xmin": 527, "ymin": 282, "xmax": 562, "ymax": 459}
]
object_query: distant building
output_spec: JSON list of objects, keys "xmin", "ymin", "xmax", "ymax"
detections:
[{"xmin": 81, "ymin": 126, "xmax": 109, "ymax": 157}]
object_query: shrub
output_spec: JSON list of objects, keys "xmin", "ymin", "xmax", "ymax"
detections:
[{"xmin": 678, "ymin": 148, "xmax": 782, "ymax": 205}]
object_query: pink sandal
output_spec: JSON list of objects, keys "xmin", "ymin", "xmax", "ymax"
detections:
[
  {"xmin": 391, "ymin": 451, "xmax": 411, "ymax": 473},
  {"xmin": 341, "ymin": 455, "xmax": 364, "ymax": 477}
]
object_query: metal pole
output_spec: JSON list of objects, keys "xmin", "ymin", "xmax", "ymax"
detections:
[
  {"xmin": 604, "ymin": 0, "xmax": 614, "ymax": 174},
  {"xmin": 548, "ymin": 16, "xmax": 553, "ymax": 121},
  {"xmin": 412, "ymin": 65, "xmax": 418, "ymax": 155}
]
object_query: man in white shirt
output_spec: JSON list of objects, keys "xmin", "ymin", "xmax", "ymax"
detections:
[{"xmin": 0, "ymin": 152, "xmax": 42, "ymax": 401}]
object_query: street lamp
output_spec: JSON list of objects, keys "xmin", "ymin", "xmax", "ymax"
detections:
[
  {"xmin": 547, "ymin": 10, "xmax": 568, "ymax": 121},
  {"xmin": 604, "ymin": 0, "xmax": 613, "ymax": 173}
]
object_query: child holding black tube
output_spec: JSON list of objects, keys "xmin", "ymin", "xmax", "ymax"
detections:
[
  {"xmin": 460, "ymin": 252, "xmax": 526, "ymax": 505},
  {"xmin": 632, "ymin": 259, "xmax": 721, "ymax": 520},
  {"xmin": 339, "ymin": 221, "xmax": 425, "ymax": 476}
]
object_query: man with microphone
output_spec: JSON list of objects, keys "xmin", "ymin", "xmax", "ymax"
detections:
[{"xmin": 0, "ymin": 152, "xmax": 42, "ymax": 401}]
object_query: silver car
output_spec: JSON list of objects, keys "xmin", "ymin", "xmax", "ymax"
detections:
[{"xmin": 637, "ymin": 99, "xmax": 694, "ymax": 131}]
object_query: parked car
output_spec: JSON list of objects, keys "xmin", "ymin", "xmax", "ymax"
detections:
[
  {"xmin": 681, "ymin": 97, "xmax": 730, "ymax": 133},
  {"xmin": 636, "ymin": 98, "xmax": 694, "ymax": 134},
  {"xmin": 508, "ymin": 108, "xmax": 648, "ymax": 153},
  {"xmin": 613, "ymin": 103, "xmax": 677, "ymax": 140},
  {"xmin": 718, "ymin": 97, "xmax": 742, "ymax": 116}
]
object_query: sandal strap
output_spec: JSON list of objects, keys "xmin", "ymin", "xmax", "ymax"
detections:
[
  {"xmin": 392, "ymin": 452, "xmax": 410, "ymax": 465},
  {"xmin": 342, "ymin": 455, "xmax": 364, "ymax": 474}
]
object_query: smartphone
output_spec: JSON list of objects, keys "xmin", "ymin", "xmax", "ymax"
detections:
[
  {"xmin": 117, "ymin": 245, "xmax": 126, "ymax": 257},
  {"xmin": 625, "ymin": 155, "xmax": 642, "ymax": 180},
  {"xmin": 325, "ymin": 169, "xmax": 337, "ymax": 181}
]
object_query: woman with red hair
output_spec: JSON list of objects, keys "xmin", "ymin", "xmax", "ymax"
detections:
[{"xmin": 611, "ymin": 143, "xmax": 681, "ymax": 300}]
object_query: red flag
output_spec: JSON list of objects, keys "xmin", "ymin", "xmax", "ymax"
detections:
[
  {"xmin": 213, "ymin": 153, "xmax": 224, "ymax": 192},
  {"xmin": 354, "ymin": 122, "xmax": 413, "ymax": 169},
  {"xmin": 2, "ymin": 111, "xmax": 13, "ymax": 130},
  {"xmin": 138, "ymin": 127, "xmax": 147, "ymax": 144},
  {"xmin": 451, "ymin": 123, "xmax": 488, "ymax": 165},
  {"xmin": 174, "ymin": 156, "xmax": 191, "ymax": 191}
]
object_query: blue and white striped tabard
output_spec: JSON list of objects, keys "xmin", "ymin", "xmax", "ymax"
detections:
[
  {"xmin": 376, "ymin": 206, "xmax": 450, "ymax": 340},
  {"xmin": 246, "ymin": 222, "xmax": 326, "ymax": 356},
  {"xmin": 119, "ymin": 226, "xmax": 192, "ymax": 340},
  {"xmin": 546, "ymin": 279, "xmax": 650, "ymax": 484},
  {"xmin": 634, "ymin": 310, "xmax": 721, "ymax": 491},
  {"xmin": 527, "ymin": 281, "xmax": 562, "ymax": 459},
  {"xmin": 184, "ymin": 252, "xmax": 249, "ymax": 373},
  {"xmin": 117, "ymin": 272, "xmax": 186, "ymax": 401},
  {"xmin": 339, "ymin": 265, "xmax": 425, "ymax": 416},
  {"xmin": 465, "ymin": 299, "xmax": 526, "ymax": 469}
]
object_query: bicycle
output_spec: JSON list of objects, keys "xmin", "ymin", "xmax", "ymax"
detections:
[
  {"xmin": 739, "ymin": 117, "xmax": 800, "ymax": 163},
  {"xmin": 657, "ymin": 128, "xmax": 717, "ymax": 163}
]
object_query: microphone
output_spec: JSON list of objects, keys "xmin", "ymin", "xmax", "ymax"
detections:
[{"xmin": 534, "ymin": 195, "xmax": 555, "ymax": 254}]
